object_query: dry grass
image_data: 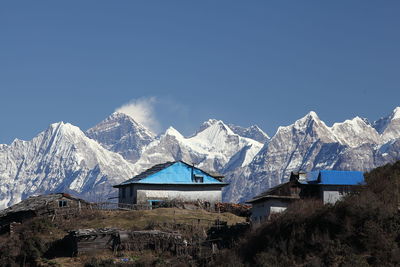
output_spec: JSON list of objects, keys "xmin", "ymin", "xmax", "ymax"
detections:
[
  {"xmin": 47, "ymin": 250, "xmax": 191, "ymax": 267},
  {"xmin": 56, "ymin": 208, "xmax": 245, "ymax": 231}
]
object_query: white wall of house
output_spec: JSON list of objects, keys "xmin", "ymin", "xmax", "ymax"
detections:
[
  {"xmin": 320, "ymin": 185, "xmax": 353, "ymax": 204},
  {"xmin": 118, "ymin": 184, "xmax": 223, "ymax": 205},
  {"xmin": 250, "ymin": 199, "xmax": 289, "ymax": 225},
  {"xmin": 136, "ymin": 188, "xmax": 221, "ymax": 204}
]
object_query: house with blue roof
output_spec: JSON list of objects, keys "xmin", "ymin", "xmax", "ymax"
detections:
[
  {"xmin": 113, "ymin": 161, "xmax": 228, "ymax": 207},
  {"xmin": 247, "ymin": 170, "xmax": 365, "ymax": 225},
  {"xmin": 300, "ymin": 170, "xmax": 365, "ymax": 204}
]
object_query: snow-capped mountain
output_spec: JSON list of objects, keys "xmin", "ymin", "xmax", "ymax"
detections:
[
  {"xmin": 223, "ymin": 111, "xmax": 339, "ymax": 202},
  {"xmin": 131, "ymin": 119, "xmax": 264, "ymax": 174},
  {"xmin": 86, "ymin": 112, "xmax": 155, "ymax": 162},
  {"xmin": 1, "ymin": 107, "xmax": 400, "ymax": 208},
  {"xmin": 0, "ymin": 122, "xmax": 135, "ymax": 209},
  {"xmin": 331, "ymin": 117, "xmax": 380, "ymax": 147},
  {"xmin": 223, "ymin": 107, "xmax": 400, "ymax": 203}
]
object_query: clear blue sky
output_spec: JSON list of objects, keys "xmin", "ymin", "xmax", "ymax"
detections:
[{"xmin": 1, "ymin": 1, "xmax": 400, "ymax": 143}]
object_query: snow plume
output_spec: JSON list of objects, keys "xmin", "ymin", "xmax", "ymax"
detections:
[{"xmin": 116, "ymin": 97, "xmax": 160, "ymax": 133}]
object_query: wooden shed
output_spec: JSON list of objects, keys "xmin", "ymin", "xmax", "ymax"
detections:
[
  {"xmin": 66, "ymin": 228, "xmax": 187, "ymax": 256},
  {"xmin": 0, "ymin": 193, "xmax": 90, "ymax": 233}
]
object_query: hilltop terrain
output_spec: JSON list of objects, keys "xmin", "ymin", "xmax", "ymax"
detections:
[{"xmin": 0, "ymin": 208, "xmax": 245, "ymax": 266}]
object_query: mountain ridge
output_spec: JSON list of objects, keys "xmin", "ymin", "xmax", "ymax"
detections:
[{"xmin": 1, "ymin": 107, "xmax": 400, "ymax": 208}]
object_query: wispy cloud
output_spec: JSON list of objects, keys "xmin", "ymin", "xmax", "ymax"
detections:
[{"xmin": 115, "ymin": 97, "xmax": 160, "ymax": 133}]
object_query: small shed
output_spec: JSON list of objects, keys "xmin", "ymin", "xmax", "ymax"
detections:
[
  {"xmin": 67, "ymin": 228, "xmax": 117, "ymax": 256},
  {"xmin": 113, "ymin": 161, "xmax": 228, "ymax": 207},
  {"xmin": 0, "ymin": 193, "xmax": 90, "ymax": 232},
  {"xmin": 66, "ymin": 228, "xmax": 186, "ymax": 256}
]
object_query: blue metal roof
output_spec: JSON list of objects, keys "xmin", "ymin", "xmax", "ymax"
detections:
[
  {"xmin": 117, "ymin": 161, "xmax": 227, "ymax": 186},
  {"xmin": 305, "ymin": 170, "xmax": 365, "ymax": 185}
]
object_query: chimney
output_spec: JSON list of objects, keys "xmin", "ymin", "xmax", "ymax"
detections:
[{"xmin": 290, "ymin": 170, "xmax": 307, "ymax": 182}]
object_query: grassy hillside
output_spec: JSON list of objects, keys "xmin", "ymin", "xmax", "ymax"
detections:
[
  {"xmin": 215, "ymin": 161, "xmax": 400, "ymax": 267},
  {"xmin": 57, "ymin": 208, "xmax": 245, "ymax": 231}
]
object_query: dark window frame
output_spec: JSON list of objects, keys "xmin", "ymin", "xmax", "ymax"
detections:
[{"xmin": 58, "ymin": 200, "xmax": 68, "ymax": 208}]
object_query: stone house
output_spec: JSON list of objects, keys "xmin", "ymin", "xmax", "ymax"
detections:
[
  {"xmin": 247, "ymin": 170, "xmax": 365, "ymax": 225},
  {"xmin": 113, "ymin": 161, "xmax": 227, "ymax": 207}
]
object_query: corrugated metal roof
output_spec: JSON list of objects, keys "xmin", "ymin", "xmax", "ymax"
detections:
[
  {"xmin": 116, "ymin": 161, "xmax": 227, "ymax": 186},
  {"xmin": 121, "ymin": 162, "xmax": 176, "ymax": 185},
  {"xmin": 304, "ymin": 170, "xmax": 365, "ymax": 185}
]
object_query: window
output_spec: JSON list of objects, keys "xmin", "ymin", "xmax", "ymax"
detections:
[
  {"xmin": 194, "ymin": 175, "xmax": 204, "ymax": 183},
  {"xmin": 130, "ymin": 186, "xmax": 133, "ymax": 197},
  {"xmin": 122, "ymin": 187, "xmax": 126, "ymax": 198},
  {"xmin": 58, "ymin": 200, "xmax": 67, "ymax": 208}
]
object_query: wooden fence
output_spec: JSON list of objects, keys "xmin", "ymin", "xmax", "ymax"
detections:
[{"xmin": 91, "ymin": 202, "xmax": 151, "ymax": 211}]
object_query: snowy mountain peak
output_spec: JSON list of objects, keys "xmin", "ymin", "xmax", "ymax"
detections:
[
  {"xmin": 90, "ymin": 112, "xmax": 155, "ymax": 137},
  {"xmin": 331, "ymin": 117, "xmax": 380, "ymax": 147},
  {"xmin": 193, "ymin": 119, "xmax": 236, "ymax": 143},
  {"xmin": 298, "ymin": 110, "xmax": 320, "ymax": 123},
  {"xmin": 392, "ymin": 106, "xmax": 400, "ymax": 120},
  {"xmin": 44, "ymin": 122, "xmax": 86, "ymax": 141},
  {"xmin": 273, "ymin": 111, "xmax": 337, "ymax": 145},
  {"xmin": 85, "ymin": 112, "xmax": 156, "ymax": 162},
  {"xmin": 164, "ymin": 126, "xmax": 183, "ymax": 138},
  {"xmin": 308, "ymin": 111, "xmax": 319, "ymax": 119},
  {"xmin": 204, "ymin": 118, "xmax": 219, "ymax": 125},
  {"xmin": 292, "ymin": 111, "xmax": 325, "ymax": 130},
  {"xmin": 108, "ymin": 111, "xmax": 127, "ymax": 119},
  {"xmin": 332, "ymin": 116, "xmax": 364, "ymax": 128},
  {"xmin": 195, "ymin": 119, "xmax": 232, "ymax": 135},
  {"xmin": 107, "ymin": 111, "xmax": 139, "ymax": 124}
]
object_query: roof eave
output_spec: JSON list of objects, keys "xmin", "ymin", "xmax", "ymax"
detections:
[
  {"xmin": 114, "ymin": 182, "xmax": 228, "ymax": 187},
  {"xmin": 246, "ymin": 195, "xmax": 300, "ymax": 204}
]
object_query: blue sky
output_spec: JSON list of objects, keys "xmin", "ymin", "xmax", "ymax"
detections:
[{"xmin": 1, "ymin": 1, "xmax": 400, "ymax": 143}]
